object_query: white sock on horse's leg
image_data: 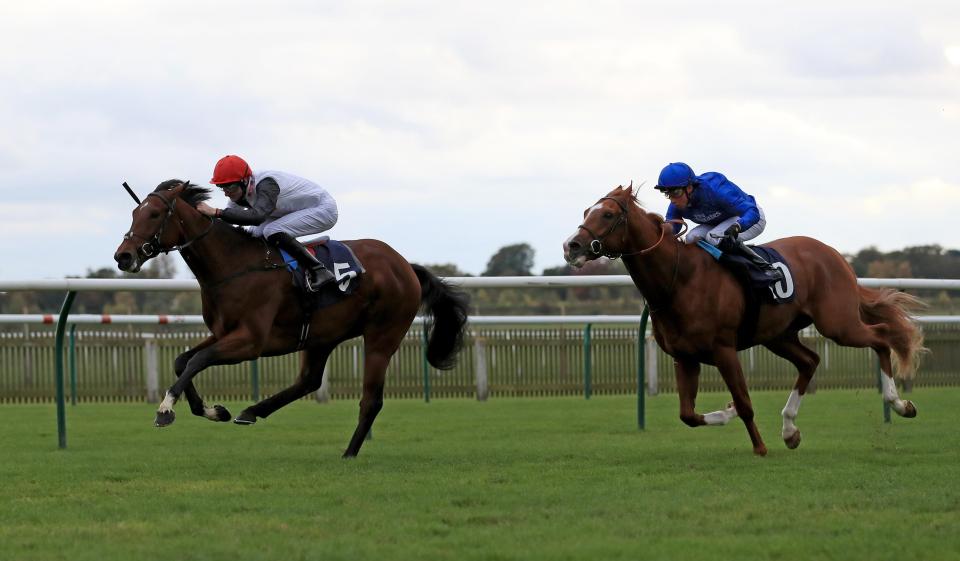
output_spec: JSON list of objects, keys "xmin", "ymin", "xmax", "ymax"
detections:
[
  {"xmin": 703, "ymin": 403, "xmax": 738, "ymax": 425},
  {"xmin": 781, "ymin": 389, "xmax": 803, "ymax": 439},
  {"xmin": 158, "ymin": 391, "xmax": 177, "ymax": 413},
  {"xmin": 880, "ymin": 372, "xmax": 908, "ymax": 415}
]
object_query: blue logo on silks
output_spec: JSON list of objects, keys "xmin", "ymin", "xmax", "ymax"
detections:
[{"xmin": 697, "ymin": 240, "xmax": 795, "ymax": 303}]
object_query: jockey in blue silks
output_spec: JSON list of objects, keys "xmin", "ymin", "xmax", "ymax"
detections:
[{"xmin": 655, "ymin": 162, "xmax": 783, "ymax": 282}]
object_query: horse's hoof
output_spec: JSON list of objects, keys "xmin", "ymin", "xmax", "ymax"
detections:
[
  {"xmin": 233, "ymin": 410, "xmax": 257, "ymax": 425},
  {"xmin": 212, "ymin": 405, "xmax": 232, "ymax": 422},
  {"xmin": 902, "ymin": 401, "xmax": 917, "ymax": 418},
  {"xmin": 753, "ymin": 445, "xmax": 768, "ymax": 456},
  {"xmin": 783, "ymin": 429, "xmax": 802, "ymax": 450},
  {"xmin": 154, "ymin": 410, "xmax": 175, "ymax": 428}
]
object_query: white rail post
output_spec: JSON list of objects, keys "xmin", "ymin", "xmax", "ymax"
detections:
[
  {"xmin": 144, "ymin": 335, "xmax": 159, "ymax": 403},
  {"xmin": 315, "ymin": 363, "xmax": 331, "ymax": 403},
  {"xmin": 645, "ymin": 334, "xmax": 658, "ymax": 395},
  {"xmin": 474, "ymin": 336, "xmax": 489, "ymax": 401}
]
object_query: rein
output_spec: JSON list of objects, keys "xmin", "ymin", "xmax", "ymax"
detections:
[
  {"xmin": 123, "ymin": 191, "xmax": 215, "ymax": 259},
  {"xmin": 126, "ymin": 187, "xmax": 283, "ymax": 288},
  {"xmin": 577, "ymin": 195, "xmax": 687, "ymax": 312},
  {"xmin": 578, "ymin": 196, "xmax": 687, "ymax": 259}
]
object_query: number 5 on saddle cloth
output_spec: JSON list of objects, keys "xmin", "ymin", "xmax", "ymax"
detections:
[{"xmin": 277, "ymin": 236, "xmax": 366, "ymax": 309}]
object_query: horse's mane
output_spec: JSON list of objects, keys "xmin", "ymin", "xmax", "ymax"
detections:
[
  {"xmin": 616, "ymin": 184, "xmax": 665, "ymax": 224},
  {"xmin": 154, "ymin": 179, "xmax": 261, "ymax": 242},
  {"xmin": 154, "ymin": 179, "xmax": 212, "ymax": 208}
]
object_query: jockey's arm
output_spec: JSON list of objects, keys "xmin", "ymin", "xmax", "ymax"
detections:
[
  {"xmin": 219, "ymin": 177, "xmax": 280, "ymax": 226},
  {"xmin": 716, "ymin": 178, "xmax": 761, "ymax": 231},
  {"xmin": 665, "ymin": 204, "xmax": 682, "ymax": 234},
  {"xmin": 728, "ymin": 197, "xmax": 761, "ymax": 230}
]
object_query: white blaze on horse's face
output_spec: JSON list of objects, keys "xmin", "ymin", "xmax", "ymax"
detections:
[{"xmin": 563, "ymin": 202, "xmax": 606, "ymax": 268}]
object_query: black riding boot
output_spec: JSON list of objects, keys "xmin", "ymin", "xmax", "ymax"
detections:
[
  {"xmin": 268, "ymin": 232, "xmax": 335, "ymax": 291},
  {"xmin": 735, "ymin": 240, "xmax": 784, "ymax": 283}
]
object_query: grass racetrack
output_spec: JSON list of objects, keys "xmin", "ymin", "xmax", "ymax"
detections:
[{"xmin": 3, "ymin": 388, "xmax": 959, "ymax": 561}]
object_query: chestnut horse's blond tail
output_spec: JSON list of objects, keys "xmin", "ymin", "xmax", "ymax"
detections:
[{"xmin": 858, "ymin": 286, "xmax": 928, "ymax": 379}]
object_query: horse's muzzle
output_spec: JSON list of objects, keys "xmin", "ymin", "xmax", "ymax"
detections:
[
  {"xmin": 114, "ymin": 250, "xmax": 141, "ymax": 273},
  {"xmin": 563, "ymin": 238, "xmax": 588, "ymax": 269}
]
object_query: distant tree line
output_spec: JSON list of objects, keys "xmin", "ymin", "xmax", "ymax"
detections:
[{"xmin": 2, "ymin": 244, "xmax": 958, "ymax": 316}]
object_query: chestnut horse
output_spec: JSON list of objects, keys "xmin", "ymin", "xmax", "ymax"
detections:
[
  {"xmin": 563, "ymin": 184, "xmax": 925, "ymax": 455},
  {"xmin": 114, "ymin": 180, "xmax": 469, "ymax": 457}
]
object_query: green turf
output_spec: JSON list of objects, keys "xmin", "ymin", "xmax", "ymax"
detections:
[{"xmin": 2, "ymin": 389, "xmax": 959, "ymax": 561}]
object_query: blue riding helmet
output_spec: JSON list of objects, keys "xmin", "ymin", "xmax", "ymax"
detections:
[{"xmin": 655, "ymin": 162, "xmax": 697, "ymax": 190}]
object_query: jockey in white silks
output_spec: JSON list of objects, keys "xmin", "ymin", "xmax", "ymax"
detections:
[{"xmin": 197, "ymin": 155, "xmax": 338, "ymax": 291}]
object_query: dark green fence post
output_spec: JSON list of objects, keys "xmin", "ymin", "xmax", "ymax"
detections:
[
  {"xmin": 69, "ymin": 324, "xmax": 78, "ymax": 406},
  {"xmin": 583, "ymin": 323, "xmax": 592, "ymax": 399},
  {"xmin": 250, "ymin": 359, "xmax": 260, "ymax": 402},
  {"xmin": 54, "ymin": 291, "xmax": 77, "ymax": 449},
  {"xmin": 422, "ymin": 326, "xmax": 430, "ymax": 403},
  {"xmin": 637, "ymin": 306, "xmax": 649, "ymax": 430}
]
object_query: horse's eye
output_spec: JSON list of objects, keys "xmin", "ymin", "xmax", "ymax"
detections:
[{"xmin": 603, "ymin": 212, "xmax": 614, "ymax": 219}]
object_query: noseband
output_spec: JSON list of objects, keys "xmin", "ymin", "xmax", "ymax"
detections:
[
  {"xmin": 577, "ymin": 196, "xmax": 683, "ymax": 259},
  {"xmin": 123, "ymin": 188, "xmax": 214, "ymax": 259}
]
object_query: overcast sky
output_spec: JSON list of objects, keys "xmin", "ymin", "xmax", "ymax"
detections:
[{"xmin": 1, "ymin": 0, "xmax": 958, "ymax": 280}]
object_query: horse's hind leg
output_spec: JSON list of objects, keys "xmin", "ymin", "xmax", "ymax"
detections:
[
  {"xmin": 234, "ymin": 345, "xmax": 333, "ymax": 425},
  {"xmin": 713, "ymin": 346, "xmax": 767, "ymax": 456},
  {"xmin": 814, "ymin": 316, "xmax": 916, "ymax": 418},
  {"xmin": 343, "ymin": 330, "xmax": 404, "ymax": 458},
  {"xmin": 764, "ymin": 331, "xmax": 820, "ymax": 449}
]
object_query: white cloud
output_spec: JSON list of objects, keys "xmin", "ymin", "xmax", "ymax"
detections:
[{"xmin": 0, "ymin": 0, "xmax": 958, "ymax": 279}]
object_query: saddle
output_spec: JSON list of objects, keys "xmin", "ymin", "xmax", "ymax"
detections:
[
  {"xmin": 697, "ymin": 240, "xmax": 796, "ymax": 348},
  {"xmin": 276, "ymin": 236, "xmax": 366, "ymax": 310}
]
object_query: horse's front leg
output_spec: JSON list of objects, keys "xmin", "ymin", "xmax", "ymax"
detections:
[
  {"xmin": 234, "ymin": 345, "xmax": 333, "ymax": 425},
  {"xmin": 171, "ymin": 336, "xmax": 231, "ymax": 423},
  {"xmin": 713, "ymin": 346, "xmax": 767, "ymax": 456},
  {"xmin": 155, "ymin": 332, "xmax": 263, "ymax": 428},
  {"xmin": 674, "ymin": 356, "xmax": 706, "ymax": 427}
]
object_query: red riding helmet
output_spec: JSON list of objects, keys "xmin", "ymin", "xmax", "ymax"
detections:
[{"xmin": 210, "ymin": 155, "xmax": 252, "ymax": 185}]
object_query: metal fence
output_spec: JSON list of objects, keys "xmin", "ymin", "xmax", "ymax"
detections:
[{"xmin": 2, "ymin": 321, "xmax": 957, "ymax": 403}]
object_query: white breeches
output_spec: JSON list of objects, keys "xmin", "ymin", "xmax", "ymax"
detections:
[
  {"xmin": 685, "ymin": 207, "xmax": 767, "ymax": 246},
  {"xmin": 250, "ymin": 202, "xmax": 339, "ymax": 239}
]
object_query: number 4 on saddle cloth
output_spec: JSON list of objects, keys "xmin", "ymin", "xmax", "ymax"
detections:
[
  {"xmin": 277, "ymin": 236, "xmax": 366, "ymax": 309},
  {"xmin": 697, "ymin": 240, "xmax": 795, "ymax": 346}
]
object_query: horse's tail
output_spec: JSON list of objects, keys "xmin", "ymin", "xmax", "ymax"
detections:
[
  {"xmin": 858, "ymin": 286, "xmax": 928, "ymax": 379},
  {"xmin": 411, "ymin": 264, "xmax": 470, "ymax": 370}
]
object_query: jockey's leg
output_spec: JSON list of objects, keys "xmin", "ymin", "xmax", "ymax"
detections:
[
  {"xmin": 733, "ymin": 241, "xmax": 784, "ymax": 282},
  {"xmin": 267, "ymin": 231, "xmax": 335, "ymax": 291},
  {"xmin": 715, "ymin": 211, "xmax": 784, "ymax": 282}
]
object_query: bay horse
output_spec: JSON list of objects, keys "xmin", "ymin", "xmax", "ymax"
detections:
[
  {"xmin": 114, "ymin": 180, "xmax": 469, "ymax": 457},
  {"xmin": 563, "ymin": 184, "xmax": 925, "ymax": 455}
]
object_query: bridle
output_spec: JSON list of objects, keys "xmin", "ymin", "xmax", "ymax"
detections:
[
  {"xmin": 577, "ymin": 195, "xmax": 688, "ymax": 310},
  {"xmin": 577, "ymin": 196, "xmax": 686, "ymax": 259},
  {"xmin": 123, "ymin": 188, "xmax": 215, "ymax": 259}
]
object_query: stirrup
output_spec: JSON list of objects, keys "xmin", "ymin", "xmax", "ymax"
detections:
[
  {"xmin": 759, "ymin": 264, "xmax": 784, "ymax": 283},
  {"xmin": 305, "ymin": 267, "xmax": 335, "ymax": 292}
]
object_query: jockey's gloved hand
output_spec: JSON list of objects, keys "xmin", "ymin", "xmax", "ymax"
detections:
[{"xmin": 723, "ymin": 223, "xmax": 741, "ymax": 240}]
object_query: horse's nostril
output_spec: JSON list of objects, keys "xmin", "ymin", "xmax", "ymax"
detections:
[
  {"xmin": 568, "ymin": 241, "xmax": 581, "ymax": 251},
  {"xmin": 115, "ymin": 252, "xmax": 132, "ymax": 270}
]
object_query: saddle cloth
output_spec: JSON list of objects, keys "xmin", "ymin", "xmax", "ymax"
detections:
[
  {"xmin": 278, "ymin": 236, "xmax": 365, "ymax": 307},
  {"xmin": 697, "ymin": 240, "xmax": 795, "ymax": 304}
]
